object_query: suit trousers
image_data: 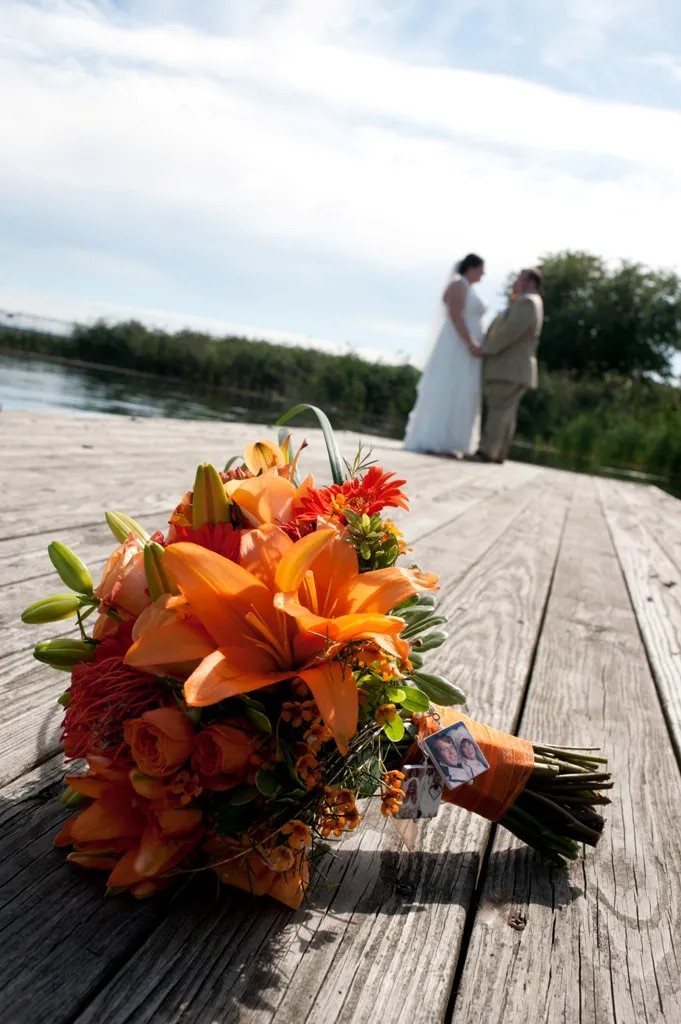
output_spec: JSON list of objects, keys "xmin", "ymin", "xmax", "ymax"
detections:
[{"xmin": 480, "ymin": 381, "xmax": 527, "ymax": 462}]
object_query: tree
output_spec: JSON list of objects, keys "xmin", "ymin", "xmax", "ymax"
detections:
[{"xmin": 532, "ymin": 251, "xmax": 681, "ymax": 379}]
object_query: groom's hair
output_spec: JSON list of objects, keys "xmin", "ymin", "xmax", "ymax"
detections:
[{"xmin": 522, "ymin": 268, "xmax": 543, "ymax": 292}]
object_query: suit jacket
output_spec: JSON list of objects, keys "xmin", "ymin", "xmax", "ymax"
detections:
[{"xmin": 483, "ymin": 293, "xmax": 544, "ymax": 388}]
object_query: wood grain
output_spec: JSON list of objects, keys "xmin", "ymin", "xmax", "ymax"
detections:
[
  {"xmin": 453, "ymin": 476, "xmax": 681, "ymax": 1023},
  {"xmin": 598, "ymin": 478, "xmax": 681, "ymax": 762}
]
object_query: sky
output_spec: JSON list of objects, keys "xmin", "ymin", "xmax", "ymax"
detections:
[{"xmin": 1, "ymin": 0, "xmax": 680, "ymax": 366}]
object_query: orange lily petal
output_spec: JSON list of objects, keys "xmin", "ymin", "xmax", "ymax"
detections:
[
  {"xmin": 299, "ymin": 661, "xmax": 358, "ymax": 754},
  {"xmin": 184, "ymin": 649, "xmax": 293, "ymax": 706},
  {"xmin": 129, "ymin": 772, "xmax": 170, "ymax": 801},
  {"xmin": 274, "ymin": 528, "xmax": 338, "ymax": 592},
  {"xmin": 66, "ymin": 853, "xmax": 120, "ymax": 872},
  {"xmin": 294, "ymin": 528, "xmax": 359, "ymax": 614},
  {"xmin": 133, "ymin": 826, "xmax": 201, "ymax": 879},
  {"xmin": 107, "ymin": 848, "xmax": 145, "ymax": 887},
  {"xmin": 275, "ymin": 592, "xmax": 404, "ymax": 643},
  {"xmin": 340, "ymin": 566, "xmax": 438, "ymax": 614},
  {"xmin": 71, "ymin": 795, "xmax": 145, "ymax": 843},
  {"xmin": 163, "ymin": 543, "xmax": 272, "ymax": 646},
  {"xmin": 226, "ymin": 473, "xmax": 298, "ymax": 525},
  {"xmin": 239, "ymin": 524, "xmax": 293, "ymax": 589},
  {"xmin": 126, "ymin": 614, "xmax": 214, "ymax": 673},
  {"xmin": 155, "ymin": 808, "xmax": 203, "ymax": 837},
  {"xmin": 242, "ymin": 440, "xmax": 286, "ymax": 474},
  {"xmin": 64, "ymin": 777, "xmax": 110, "ymax": 800}
]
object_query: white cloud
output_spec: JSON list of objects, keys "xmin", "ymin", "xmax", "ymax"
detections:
[{"xmin": 1, "ymin": 0, "xmax": 680, "ymax": 361}]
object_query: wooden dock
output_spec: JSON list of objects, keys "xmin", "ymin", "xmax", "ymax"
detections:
[{"xmin": 1, "ymin": 409, "xmax": 680, "ymax": 1024}]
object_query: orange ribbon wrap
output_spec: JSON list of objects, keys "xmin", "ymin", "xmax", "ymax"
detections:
[{"xmin": 413, "ymin": 705, "xmax": 535, "ymax": 822}]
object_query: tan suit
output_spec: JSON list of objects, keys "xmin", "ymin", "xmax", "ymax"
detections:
[{"xmin": 480, "ymin": 293, "xmax": 543, "ymax": 462}]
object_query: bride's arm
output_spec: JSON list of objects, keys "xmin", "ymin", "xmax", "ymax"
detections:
[{"xmin": 443, "ymin": 281, "xmax": 481, "ymax": 355}]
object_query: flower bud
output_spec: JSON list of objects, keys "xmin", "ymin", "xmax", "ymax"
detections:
[
  {"xmin": 143, "ymin": 541, "xmax": 177, "ymax": 601},
  {"xmin": 243, "ymin": 439, "xmax": 286, "ymax": 474},
  {"xmin": 60, "ymin": 786, "xmax": 88, "ymax": 808},
  {"xmin": 192, "ymin": 463, "xmax": 230, "ymax": 528},
  {"xmin": 33, "ymin": 638, "xmax": 96, "ymax": 669},
  {"xmin": 48, "ymin": 541, "xmax": 94, "ymax": 594},
  {"xmin": 21, "ymin": 593, "xmax": 84, "ymax": 624},
  {"xmin": 105, "ymin": 511, "xmax": 150, "ymax": 544}
]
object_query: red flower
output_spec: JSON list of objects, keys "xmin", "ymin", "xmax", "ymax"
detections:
[
  {"xmin": 296, "ymin": 467, "xmax": 409, "ymax": 523},
  {"xmin": 168, "ymin": 521, "xmax": 240, "ymax": 561},
  {"xmin": 63, "ymin": 624, "xmax": 172, "ymax": 764}
]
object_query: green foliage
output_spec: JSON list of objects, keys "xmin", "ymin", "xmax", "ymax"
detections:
[
  {"xmin": 533, "ymin": 250, "xmax": 681, "ymax": 379},
  {"xmin": 0, "ymin": 320, "xmax": 420, "ymax": 436},
  {"xmin": 519, "ymin": 371, "xmax": 681, "ymax": 479},
  {"xmin": 343, "ymin": 509, "xmax": 402, "ymax": 570}
]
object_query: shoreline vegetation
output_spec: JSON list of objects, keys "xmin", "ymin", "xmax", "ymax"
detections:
[{"xmin": 2, "ymin": 317, "xmax": 680, "ymax": 490}]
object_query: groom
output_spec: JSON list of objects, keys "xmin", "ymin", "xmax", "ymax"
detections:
[{"xmin": 470, "ymin": 268, "xmax": 544, "ymax": 464}]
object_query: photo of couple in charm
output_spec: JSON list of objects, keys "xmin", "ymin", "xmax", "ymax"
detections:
[{"xmin": 397, "ymin": 721, "xmax": 490, "ymax": 821}]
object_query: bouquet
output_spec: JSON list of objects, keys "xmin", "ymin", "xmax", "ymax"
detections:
[{"xmin": 22, "ymin": 406, "xmax": 612, "ymax": 909}]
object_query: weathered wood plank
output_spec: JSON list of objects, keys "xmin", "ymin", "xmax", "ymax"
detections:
[
  {"xmin": 598, "ymin": 478, "xmax": 681, "ymax": 762},
  {"xmin": 0, "ymin": 780, "xmax": 171, "ymax": 1024},
  {"xmin": 67, "ymin": 474, "xmax": 573, "ymax": 1024},
  {"xmin": 453, "ymin": 477, "xmax": 681, "ymax": 1023},
  {"xmin": 604, "ymin": 479, "xmax": 681, "ymax": 579}
]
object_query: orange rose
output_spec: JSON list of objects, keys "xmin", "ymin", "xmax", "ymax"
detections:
[
  {"xmin": 93, "ymin": 534, "xmax": 150, "ymax": 636},
  {"xmin": 124, "ymin": 708, "xmax": 196, "ymax": 777},
  {"xmin": 192, "ymin": 720, "xmax": 255, "ymax": 791}
]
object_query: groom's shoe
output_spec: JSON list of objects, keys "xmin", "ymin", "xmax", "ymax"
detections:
[{"xmin": 463, "ymin": 450, "xmax": 493, "ymax": 463}]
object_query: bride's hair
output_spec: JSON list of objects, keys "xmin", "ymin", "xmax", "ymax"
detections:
[{"xmin": 456, "ymin": 253, "xmax": 484, "ymax": 275}]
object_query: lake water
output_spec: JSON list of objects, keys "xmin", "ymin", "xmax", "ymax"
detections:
[
  {"xmin": 2, "ymin": 351, "xmax": 679, "ymax": 498},
  {"xmin": 0, "ymin": 351, "xmax": 288, "ymax": 425}
]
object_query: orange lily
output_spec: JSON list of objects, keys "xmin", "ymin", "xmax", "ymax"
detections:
[
  {"xmin": 224, "ymin": 470, "xmax": 314, "ymax": 528},
  {"xmin": 126, "ymin": 525, "xmax": 437, "ymax": 754},
  {"xmin": 55, "ymin": 756, "xmax": 204, "ymax": 895}
]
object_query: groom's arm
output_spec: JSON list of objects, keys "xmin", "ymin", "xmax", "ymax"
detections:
[{"xmin": 484, "ymin": 297, "xmax": 537, "ymax": 355}]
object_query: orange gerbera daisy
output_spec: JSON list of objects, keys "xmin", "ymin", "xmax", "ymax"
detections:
[{"xmin": 295, "ymin": 467, "xmax": 408, "ymax": 523}]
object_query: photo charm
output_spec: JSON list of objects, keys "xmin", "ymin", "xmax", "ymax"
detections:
[
  {"xmin": 421, "ymin": 721, "xmax": 490, "ymax": 790},
  {"xmin": 395, "ymin": 764, "xmax": 443, "ymax": 820}
]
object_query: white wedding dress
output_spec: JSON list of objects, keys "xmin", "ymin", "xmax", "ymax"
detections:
[{"xmin": 403, "ymin": 277, "xmax": 485, "ymax": 455}]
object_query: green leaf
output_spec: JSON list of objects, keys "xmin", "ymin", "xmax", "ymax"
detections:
[
  {"xmin": 383, "ymin": 716, "xmax": 405, "ymax": 742},
  {"xmin": 385, "ymin": 686, "xmax": 406, "ymax": 702},
  {"xmin": 408, "ymin": 651, "xmax": 424, "ymax": 669},
  {"xmin": 277, "ymin": 428, "xmax": 300, "ymax": 486},
  {"xmin": 411, "ymin": 630, "xmax": 448, "ymax": 652},
  {"xmin": 255, "ymin": 769, "xmax": 283, "ymax": 797},
  {"xmin": 401, "ymin": 615, "xmax": 447, "ymax": 640},
  {"xmin": 392, "ymin": 593, "xmax": 437, "ymax": 612},
  {"xmin": 229, "ymin": 785, "xmax": 259, "ymax": 806},
  {"xmin": 213, "ymin": 802, "xmax": 253, "ymax": 836},
  {"xmin": 239, "ymin": 694, "xmax": 268, "ymax": 713},
  {"xmin": 410, "ymin": 671, "xmax": 467, "ymax": 706},
  {"xmin": 275, "ymin": 404, "xmax": 345, "ymax": 485},
  {"xmin": 244, "ymin": 708, "xmax": 273, "ymax": 734},
  {"xmin": 400, "ymin": 685, "xmax": 430, "ymax": 713}
]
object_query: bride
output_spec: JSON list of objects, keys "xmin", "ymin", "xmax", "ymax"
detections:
[{"xmin": 403, "ymin": 253, "xmax": 486, "ymax": 456}]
